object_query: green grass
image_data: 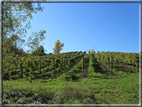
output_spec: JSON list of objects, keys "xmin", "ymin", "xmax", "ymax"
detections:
[
  {"xmin": 3, "ymin": 62, "xmax": 139, "ymax": 104},
  {"xmin": 3, "ymin": 73, "xmax": 139, "ymax": 104}
]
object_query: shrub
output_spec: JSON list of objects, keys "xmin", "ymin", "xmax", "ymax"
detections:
[{"xmin": 53, "ymin": 85, "xmax": 95, "ymax": 104}]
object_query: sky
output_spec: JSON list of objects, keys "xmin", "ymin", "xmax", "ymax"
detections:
[{"xmin": 23, "ymin": 3, "xmax": 139, "ymax": 54}]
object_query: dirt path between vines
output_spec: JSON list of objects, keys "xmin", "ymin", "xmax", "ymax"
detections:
[
  {"xmin": 79, "ymin": 57, "xmax": 117, "ymax": 79},
  {"xmin": 99, "ymin": 62, "xmax": 117, "ymax": 76},
  {"xmin": 79, "ymin": 63, "xmax": 89, "ymax": 79},
  {"xmin": 46, "ymin": 58, "xmax": 83, "ymax": 80},
  {"xmin": 113, "ymin": 63, "xmax": 139, "ymax": 73},
  {"xmin": 95, "ymin": 59, "xmax": 117, "ymax": 76}
]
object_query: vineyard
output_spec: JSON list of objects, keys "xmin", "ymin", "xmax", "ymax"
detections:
[
  {"xmin": 3, "ymin": 51, "xmax": 140, "ymax": 81},
  {"xmin": 2, "ymin": 51, "xmax": 140, "ymax": 104},
  {"xmin": 3, "ymin": 51, "xmax": 86, "ymax": 80},
  {"xmin": 2, "ymin": 2, "xmax": 140, "ymax": 105}
]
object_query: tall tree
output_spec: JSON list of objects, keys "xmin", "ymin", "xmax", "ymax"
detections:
[
  {"xmin": 26, "ymin": 30, "xmax": 46, "ymax": 53},
  {"xmin": 31, "ymin": 45, "xmax": 46, "ymax": 56},
  {"xmin": 53, "ymin": 40, "xmax": 64, "ymax": 54},
  {"xmin": 5, "ymin": 34, "xmax": 25, "ymax": 53},
  {"xmin": 2, "ymin": 2, "xmax": 46, "ymax": 55},
  {"xmin": 3, "ymin": 34, "xmax": 26, "ymax": 57}
]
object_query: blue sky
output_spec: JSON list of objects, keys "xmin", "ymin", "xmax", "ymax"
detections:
[{"xmin": 23, "ymin": 3, "xmax": 139, "ymax": 54}]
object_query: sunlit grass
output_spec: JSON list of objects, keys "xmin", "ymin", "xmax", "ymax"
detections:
[{"xmin": 3, "ymin": 65, "xmax": 139, "ymax": 104}]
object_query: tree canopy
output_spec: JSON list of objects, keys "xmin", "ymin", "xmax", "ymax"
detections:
[
  {"xmin": 53, "ymin": 40, "xmax": 64, "ymax": 54},
  {"xmin": 2, "ymin": 2, "xmax": 46, "ymax": 56},
  {"xmin": 31, "ymin": 45, "xmax": 46, "ymax": 56}
]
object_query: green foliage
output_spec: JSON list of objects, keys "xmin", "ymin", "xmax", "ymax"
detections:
[
  {"xmin": 26, "ymin": 30, "xmax": 46, "ymax": 53},
  {"xmin": 2, "ymin": 51, "xmax": 140, "ymax": 104},
  {"xmin": 3, "ymin": 86, "xmax": 55, "ymax": 104},
  {"xmin": 31, "ymin": 45, "xmax": 46, "ymax": 56},
  {"xmin": 2, "ymin": 2, "xmax": 44, "ymax": 39},
  {"xmin": 54, "ymin": 85, "xmax": 95, "ymax": 104},
  {"xmin": 53, "ymin": 40, "xmax": 64, "ymax": 54},
  {"xmin": 88, "ymin": 54, "xmax": 95, "ymax": 78},
  {"xmin": 2, "ymin": 2, "xmax": 46, "ymax": 56},
  {"xmin": 64, "ymin": 68, "xmax": 81, "ymax": 81},
  {"xmin": 11, "ymin": 75, "xmax": 20, "ymax": 80}
]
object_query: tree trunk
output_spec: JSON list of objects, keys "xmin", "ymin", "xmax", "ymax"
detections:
[{"xmin": 20, "ymin": 60, "xmax": 23, "ymax": 79}]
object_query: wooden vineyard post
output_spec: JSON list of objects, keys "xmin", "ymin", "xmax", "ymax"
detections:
[
  {"xmin": 63, "ymin": 58, "xmax": 64, "ymax": 65},
  {"xmin": 109, "ymin": 56, "xmax": 111, "ymax": 71},
  {"xmin": 133, "ymin": 62, "xmax": 134, "ymax": 69},
  {"xmin": 62, "ymin": 58, "xmax": 63, "ymax": 66},
  {"xmin": 54, "ymin": 58, "xmax": 55, "ymax": 77},
  {"xmin": 9, "ymin": 66, "xmax": 11, "ymax": 80},
  {"xmin": 20, "ymin": 59, "xmax": 23, "ymax": 79},
  {"xmin": 9, "ymin": 58, "xmax": 13, "ymax": 80},
  {"xmin": 111, "ymin": 55, "xmax": 113, "ymax": 72},
  {"xmin": 8, "ymin": 71, "xmax": 10, "ymax": 80},
  {"xmin": 137, "ymin": 62, "xmax": 139, "ymax": 72},
  {"xmin": 108, "ymin": 57, "xmax": 110, "ymax": 71},
  {"xmin": 40, "ymin": 57, "xmax": 41, "ymax": 74},
  {"xmin": 68, "ymin": 60, "xmax": 70, "ymax": 67},
  {"xmin": 82, "ymin": 56, "xmax": 84, "ymax": 74}
]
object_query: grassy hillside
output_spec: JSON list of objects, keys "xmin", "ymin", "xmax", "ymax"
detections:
[
  {"xmin": 2, "ymin": 51, "xmax": 140, "ymax": 105},
  {"xmin": 3, "ymin": 67, "xmax": 139, "ymax": 105}
]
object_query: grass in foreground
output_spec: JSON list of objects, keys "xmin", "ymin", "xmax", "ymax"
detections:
[{"xmin": 3, "ymin": 66, "xmax": 139, "ymax": 104}]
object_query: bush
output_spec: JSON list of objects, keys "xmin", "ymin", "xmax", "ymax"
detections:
[
  {"xmin": 10, "ymin": 69, "xmax": 20, "ymax": 75},
  {"xmin": 32, "ymin": 70, "xmax": 40, "ymax": 75},
  {"xmin": 53, "ymin": 85, "xmax": 95, "ymax": 104},
  {"xmin": 11, "ymin": 75, "xmax": 20, "ymax": 80},
  {"xmin": 83, "ymin": 98, "xmax": 94, "ymax": 104},
  {"xmin": 3, "ymin": 87, "xmax": 55, "ymax": 104},
  {"xmin": 64, "ymin": 68, "xmax": 81, "ymax": 81}
]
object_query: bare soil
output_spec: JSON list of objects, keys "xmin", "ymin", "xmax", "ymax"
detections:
[
  {"xmin": 113, "ymin": 63, "xmax": 139, "ymax": 73},
  {"xmin": 79, "ymin": 64, "xmax": 89, "ymax": 79},
  {"xmin": 95, "ymin": 58, "xmax": 117, "ymax": 76}
]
